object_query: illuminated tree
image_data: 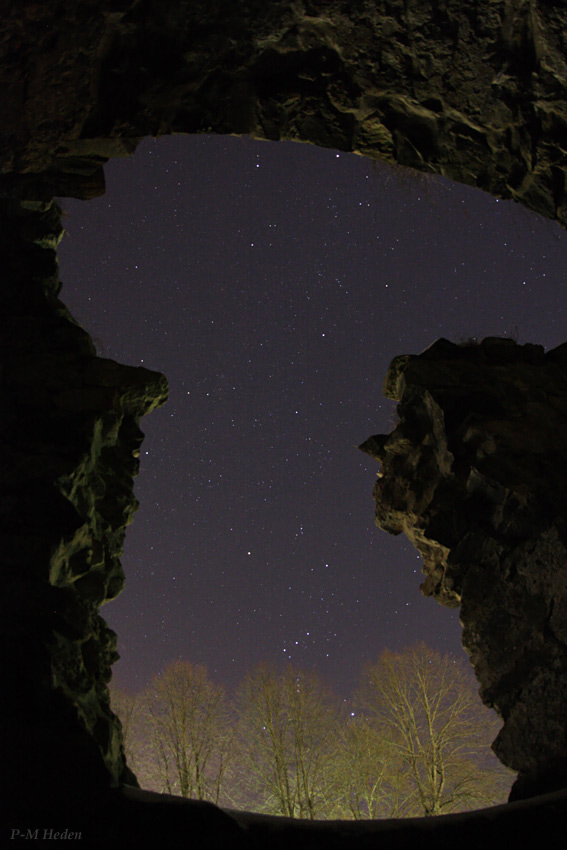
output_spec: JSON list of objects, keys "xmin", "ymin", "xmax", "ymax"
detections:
[
  {"xmin": 142, "ymin": 660, "xmax": 233, "ymax": 802},
  {"xmin": 235, "ymin": 664, "xmax": 339, "ymax": 818},
  {"xmin": 356, "ymin": 643, "xmax": 512, "ymax": 816},
  {"xmin": 109, "ymin": 647, "xmax": 511, "ymax": 815},
  {"xmin": 108, "ymin": 682, "xmax": 142, "ymax": 773},
  {"xmin": 328, "ymin": 713, "xmax": 414, "ymax": 819}
]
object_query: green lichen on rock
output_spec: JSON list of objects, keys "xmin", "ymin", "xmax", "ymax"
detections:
[{"xmin": 0, "ymin": 196, "xmax": 167, "ymax": 794}]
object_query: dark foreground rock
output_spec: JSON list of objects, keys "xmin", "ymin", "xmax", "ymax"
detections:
[
  {"xmin": 4, "ymin": 785, "xmax": 567, "ymax": 849},
  {"xmin": 361, "ymin": 338, "xmax": 567, "ymax": 795},
  {"xmin": 1, "ymin": 196, "xmax": 168, "ymax": 801}
]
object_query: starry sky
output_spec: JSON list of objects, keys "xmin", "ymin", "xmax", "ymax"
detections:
[{"xmin": 57, "ymin": 134, "xmax": 567, "ymax": 698}]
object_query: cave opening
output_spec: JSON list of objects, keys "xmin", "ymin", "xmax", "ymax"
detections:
[
  {"xmin": 53, "ymin": 132, "xmax": 567, "ymax": 808},
  {"xmin": 4, "ymin": 0, "xmax": 567, "ymax": 836}
]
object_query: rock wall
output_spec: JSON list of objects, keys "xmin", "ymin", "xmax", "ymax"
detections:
[
  {"xmin": 2, "ymin": 1, "xmax": 567, "ymax": 225},
  {"xmin": 361, "ymin": 338, "xmax": 567, "ymax": 792},
  {"xmin": 1, "ymin": 196, "xmax": 167, "ymax": 806}
]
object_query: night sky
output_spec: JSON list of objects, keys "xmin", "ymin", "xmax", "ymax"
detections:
[{"xmin": 57, "ymin": 134, "xmax": 567, "ymax": 698}]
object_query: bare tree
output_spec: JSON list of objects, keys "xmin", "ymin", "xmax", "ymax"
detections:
[
  {"xmin": 108, "ymin": 682, "xmax": 142, "ymax": 774},
  {"xmin": 356, "ymin": 644, "xmax": 513, "ymax": 816},
  {"xmin": 142, "ymin": 660, "xmax": 233, "ymax": 803},
  {"xmin": 329, "ymin": 714, "xmax": 415, "ymax": 819},
  {"xmin": 109, "ymin": 647, "xmax": 511, "ymax": 816},
  {"xmin": 236, "ymin": 664, "xmax": 339, "ymax": 818}
]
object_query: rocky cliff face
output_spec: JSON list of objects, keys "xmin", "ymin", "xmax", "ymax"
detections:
[
  {"xmin": 361, "ymin": 338, "xmax": 567, "ymax": 793},
  {"xmin": 1, "ymin": 196, "xmax": 167, "ymax": 805},
  {"xmin": 2, "ymin": 1, "xmax": 567, "ymax": 225}
]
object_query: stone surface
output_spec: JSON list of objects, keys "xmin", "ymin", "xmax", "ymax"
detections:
[
  {"xmin": 361, "ymin": 338, "xmax": 567, "ymax": 792},
  {"xmin": 0, "ymin": 1, "xmax": 566, "ymax": 225},
  {"xmin": 8, "ymin": 784, "xmax": 567, "ymax": 848},
  {"xmin": 0, "ymin": 196, "xmax": 168, "ymax": 806}
]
